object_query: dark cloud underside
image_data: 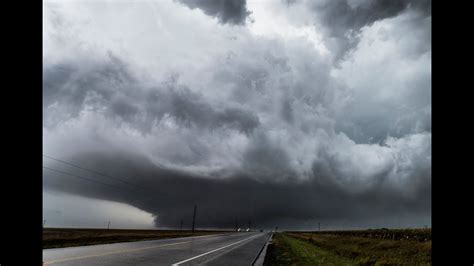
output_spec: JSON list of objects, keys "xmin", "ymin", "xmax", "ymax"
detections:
[
  {"xmin": 177, "ymin": 0, "xmax": 250, "ymax": 25},
  {"xmin": 307, "ymin": 0, "xmax": 431, "ymax": 60},
  {"xmin": 43, "ymin": 150, "xmax": 430, "ymax": 229}
]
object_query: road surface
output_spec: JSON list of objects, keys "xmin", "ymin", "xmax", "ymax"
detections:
[{"xmin": 43, "ymin": 232, "xmax": 271, "ymax": 265}]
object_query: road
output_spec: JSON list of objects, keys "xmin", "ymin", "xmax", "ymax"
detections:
[{"xmin": 43, "ymin": 232, "xmax": 271, "ymax": 265}]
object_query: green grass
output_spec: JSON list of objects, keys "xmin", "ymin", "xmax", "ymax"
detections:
[
  {"xmin": 265, "ymin": 231, "xmax": 431, "ymax": 266},
  {"xmin": 289, "ymin": 232, "xmax": 431, "ymax": 265},
  {"xmin": 264, "ymin": 233, "xmax": 354, "ymax": 265},
  {"xmin": 291, "ymin": 228, "xmax": 431, "ymax": 242}
]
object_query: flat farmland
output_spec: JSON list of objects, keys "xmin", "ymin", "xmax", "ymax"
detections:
[{"xmin": 43, "ymin": 228, "xmax": 228, "ymax": 249}]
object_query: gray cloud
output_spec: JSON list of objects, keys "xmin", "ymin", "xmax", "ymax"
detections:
[
  {"xmin": 43, "ymin": 1, "xmax": 431, "ymax": 230},
  {"xmin": 302, "ymin": 0, "xmax": 431, "ymax": 60},
  {"xmin": 43, "ymin": 52, "xmax": 259, "ymax": 135},
  {"xmin": 177, "ymin": 0, "xmax": 251, "ymax": 25}
]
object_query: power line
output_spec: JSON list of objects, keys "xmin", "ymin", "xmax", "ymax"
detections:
[
  {"xmin": 43, "ymin": 165, "xmax": 175, "ymax": 203},
  {"xmin": 192, "ymin": 204, "xmax": 197, "ymax": 233},
  {"xmin": 43, "ymin": 154, "xmax": 142, "ymax": 189},
  {"xmin": 43, "ymin": 154, "xmax": 176, "ymax": 201},
  {"xmin": 43, "ymin": 155, "xmax": 204, "ymax": 230},
  {"xmin": 43, "ymin": 166, "xmax": 127, "ymax": 191}
]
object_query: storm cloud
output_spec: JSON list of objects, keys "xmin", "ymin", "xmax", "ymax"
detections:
[
  {"xmin": 44, "ymin": 143, "xmax": 430, "ymax": 229},
  {"xmin": 43, "ymin": 54, "xmax": 259, "ymax": 135},
  {"xmin": 284, "ymin": 0, "xmax": 431, "ymax": 61},
  {"xmin": 43, "ymin": 0, "xmax": 431, "ymax": 230},
  {"xmin": 177, "ymin": 0, "xmax": 251, "ymax": 25}
]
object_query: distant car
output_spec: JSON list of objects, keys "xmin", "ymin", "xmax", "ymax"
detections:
[
  {"xmin": 246, "ymin": 228, "xmax": 250, "ymax": 232},
  {"xmin": 237, "ymin": 228, "xmax": 242, "ymax": 232}
]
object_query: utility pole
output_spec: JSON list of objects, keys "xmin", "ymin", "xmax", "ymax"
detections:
[
  {"xmin": 235, "ymin": 217, "xmax": 238, "ymax": 231},
  {"xmin": 107, "ymin": 221, "xmax": 110, "ymax": 230},
  {"xmin": 318, "ymin": 222, "xmax": 320, "ymax": 232},
  {"xmin": 191, "ymin": 205, "xmax": 197, "ymax": 233},
  {"xmin": 248, "ymin": 218, "xmax": 251, "ymax": 231}
]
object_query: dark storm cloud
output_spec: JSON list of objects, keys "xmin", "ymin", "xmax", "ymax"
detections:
[
  {"xmin": 177, "ymin": 0, "xmax": 251, "ymax": 25},
  {"xmin": 43, "ymin": 149, "xmax": 430, "ymax": 229},
  {"xmin": 240, "ymin": 132, "xmax": 296, "ymax": 180},
  {"xmin": 306, "ymin": 0, "xmax": 431, "ymax": 60},
  {"xmin": 42, "ymin": 49, "xmax": 430, "ymax": 229},
  {"xmin": 43, "ymin": 52, "xmax": 259, "ymax": 135}
]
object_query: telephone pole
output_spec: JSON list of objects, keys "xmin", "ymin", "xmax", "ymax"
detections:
[
  {"xmin": 107, "ymin": 221, "xmax": 110, "ymax": 230},
  {"xmin": 235, "ymin": 217, "xmax": 238, "ymax": 231},
  {"xmin": 318, "ymin": 222, "xmax": 320, "ymax": 232},
  {"xmin": 191, "ymin": 205, "xmax": 197, "ymax": 233}
]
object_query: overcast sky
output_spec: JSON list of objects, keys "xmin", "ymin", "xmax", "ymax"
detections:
[{"xmin": 43, "ymin": 0, "xmax": 431, "ymax": 230}]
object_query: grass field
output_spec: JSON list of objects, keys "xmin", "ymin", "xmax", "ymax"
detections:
[
  {"xmin": 264, "ymin": 229, "xmax": 431, "ymax": 265},
  {"xmin": 43, "ymin": 228, "xmax": 228, "ymax": 249}
]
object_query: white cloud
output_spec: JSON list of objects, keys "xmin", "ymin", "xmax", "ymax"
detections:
[{"xmin": 247, "ymin": 0, "xmax": 329, "ymax": 55}]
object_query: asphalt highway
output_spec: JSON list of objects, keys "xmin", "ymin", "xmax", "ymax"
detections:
[{"xmin": 43, "ymin": 232, "xmax": 271, "ymax": 265}]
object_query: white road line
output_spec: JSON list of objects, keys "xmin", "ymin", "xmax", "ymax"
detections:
[{"xmin": 171, "ymin": 233, "xmax": 264, "ymax": 266}]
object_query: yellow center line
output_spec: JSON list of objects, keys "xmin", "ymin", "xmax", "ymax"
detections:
[{"xmin": 44, "ymin": 240, "xmax": 191, "ymax": 265}]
